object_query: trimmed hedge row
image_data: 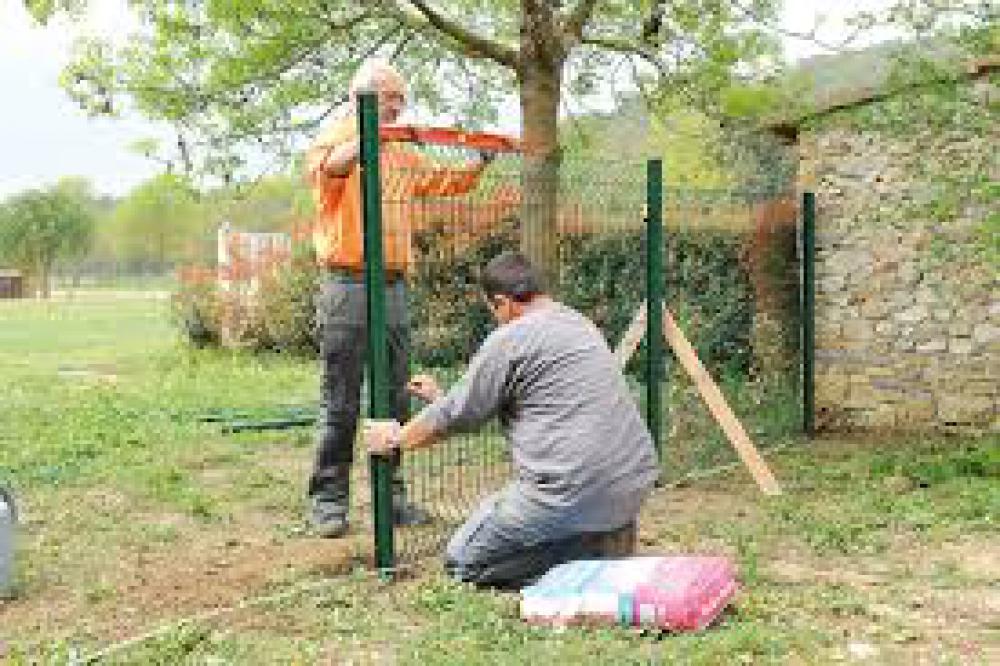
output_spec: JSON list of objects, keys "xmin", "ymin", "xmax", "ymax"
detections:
[{"xmin": 174, "ymin": 222, "xmax": 777, "ymax": 383}]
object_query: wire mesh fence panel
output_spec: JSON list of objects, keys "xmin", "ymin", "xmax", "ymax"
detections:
[
  {"xmin": 375, "ymin": 132, "xmax": 655, "ymax": 568},
  {"xmin": 378, "ymin": 135, "xmax": 512, "ymax": 567},
  {"xmin": 354, "ymin": 118, "xmax": 807, "ymax": 571},
  {"xmin": 657, "ymin": 188, "xmax": 803, "ymax": 485},
  {"xmin": 154, "ymin": 121, "xmax": 805, "ymax": 571},
  {"xmin": 136, "ymin": 136, "xmax": 807, "ymax": 572}
]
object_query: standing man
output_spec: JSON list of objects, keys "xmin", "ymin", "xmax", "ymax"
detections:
[
  {"xmin": 365, "ymin": 252, "xmax": 660, "ymax": 588},
  {"xmin": 303, "ymin": 59, "xmax": 493, "ymax": 537}
]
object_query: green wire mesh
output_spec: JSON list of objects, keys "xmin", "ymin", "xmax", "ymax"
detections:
[
  {"xmin": 367, "ymin": 136, "xmax": 804, "ymax": 570},
  {"xmin": 163, "ymin": 121, "xmax": 807, "ymax": 574},
  {"xmin": 657, "ymin": 188, "xmax": 803, "ymax": 485}
]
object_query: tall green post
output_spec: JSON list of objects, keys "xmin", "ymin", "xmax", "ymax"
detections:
[
  {"xmin": 801, "ymin": 191, "xmax": 816, "ymax": 436},
  {"xmin": 358, "ymin": 92, "xmax": 395, "ymax": 575},
  {"xmin": 646, "ymin": 159, "xmax": 664, "ymax": 460}
]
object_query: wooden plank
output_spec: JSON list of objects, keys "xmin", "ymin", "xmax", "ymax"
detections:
[
  {"xmin": 661, "ymin": 308, "xmax": 783, "ymax": 496},
  {"xmin": 613, "ymin": 302, "xmax": 648, "ymax": 369}
]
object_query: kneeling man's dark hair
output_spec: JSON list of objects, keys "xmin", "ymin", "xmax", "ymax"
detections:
[{"xmin": 482, "ymin": 251, "xmax": 545, "ymax": 303}]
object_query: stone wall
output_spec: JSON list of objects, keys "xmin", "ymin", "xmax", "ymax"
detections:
[{"xmin": 798, "ymin": 75, "xmax": 998, "ymax": 432}]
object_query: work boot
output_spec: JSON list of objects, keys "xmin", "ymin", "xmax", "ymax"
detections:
[
  {"xmin": 392, "ymin": 475, "xmax": 431, "ymax": 526},
  {"xmin": 309, "ymin": 464, "xmax": 351, "ymax": 538}
]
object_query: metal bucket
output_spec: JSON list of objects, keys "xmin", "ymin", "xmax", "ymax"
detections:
[{"xmin": 0, "ymin": 486, "xmax": 15, "ymax": 596}]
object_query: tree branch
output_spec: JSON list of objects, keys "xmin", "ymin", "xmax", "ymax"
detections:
[
  {"xmin": 580, "ymin": 35, "xmax": 670, "ymax": 80},
  {"xmin": 391, "ymin": 0, "xmax": 519, "ymax": 69},
  {"xmin": 642, "ymin": 0, "xmax": 665, "ymax": 43},
  {"xmin": 563, "ymin": 0, "xmax": 599, "ymax": 47},
  {"xmin": 729, "ymin": 1, "xmax": 866, "ymax": 52},
  {"xmin": 324, "ymin": 10, "xmax": 374, "ymax": 33}
]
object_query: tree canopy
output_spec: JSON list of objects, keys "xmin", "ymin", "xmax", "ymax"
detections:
[
  {"xmin": 26, "ymin": 0, "xmax": 995, "ymax": 274},
  {"xmin": 0, "ymin": 178, "xmax": 98, "ymax": 296}
]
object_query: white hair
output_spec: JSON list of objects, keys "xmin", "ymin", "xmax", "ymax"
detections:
[{"xmin": 349, "ymin": 58, "xmax": 406, "ymax": 98}]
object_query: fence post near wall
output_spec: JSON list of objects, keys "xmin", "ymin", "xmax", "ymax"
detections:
[
  {"xmin": 801, "ymin": 191, "xmax": 816, "ymax": 437},
  {"xmin": 359, "ymin": 92, "xmax": 395, "ymax": 576}
]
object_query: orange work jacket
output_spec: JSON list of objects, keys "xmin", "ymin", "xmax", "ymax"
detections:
[{"xmin": 305, "ymin": 116, "xmax": 484, "ymax": 273}]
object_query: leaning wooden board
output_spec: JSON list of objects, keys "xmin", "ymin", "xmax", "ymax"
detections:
[
  {"xmin": 615, "ymin": 304, "xmax": 782, "ymax": 496},
  {"xmin": 613, "ymin": 301, "xmax": 649, "ymax": 369}
]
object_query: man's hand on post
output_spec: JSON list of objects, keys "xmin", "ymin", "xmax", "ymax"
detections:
[
  {"xmin": 407, "ymin": 374, "xmax": 442, "ymax": 403},
  {"xmin": 364, "ymin": 419, "xmax": 402, "ymax": 456}
]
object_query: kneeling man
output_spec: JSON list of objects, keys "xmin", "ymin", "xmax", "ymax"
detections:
[{"xmin": 365, "ymin": 252, "xmax": 659, "ymax": 588}]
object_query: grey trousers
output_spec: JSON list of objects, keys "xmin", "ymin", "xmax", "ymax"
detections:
[
  {"xmin": 309, "ymin": 275, "xmax": 410, "ymax": 499},
  {"xmin": 445, "ymin": 492, "xmax": 638, "ymax": 590}
]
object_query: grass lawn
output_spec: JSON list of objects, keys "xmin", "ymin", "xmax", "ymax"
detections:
[{"xmin": 0, "ymin": 294, "xmax": 997, "ymax": 664}]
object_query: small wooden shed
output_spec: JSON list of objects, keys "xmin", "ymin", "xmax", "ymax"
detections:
[{"xmin": 0, "ymin": 270, "xmax": 24, "ymax": 299}]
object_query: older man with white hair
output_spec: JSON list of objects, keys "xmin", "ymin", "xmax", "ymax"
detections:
[{"xmin": 303, "ymin": 59, "xmax": 493, "ymax": 537}]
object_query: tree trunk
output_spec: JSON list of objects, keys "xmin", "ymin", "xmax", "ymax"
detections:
[
  {"xmin": 38, "ymin": 259, "xmax": 50, "ymax": 299},
  {"xmin": 518, "ymin": 0, "xmax": 564, "ymax": 289}
]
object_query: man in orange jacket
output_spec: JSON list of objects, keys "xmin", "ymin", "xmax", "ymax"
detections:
[{"xmin": 304, "ymin": 59, "xmax": 493, "ymax": 537}]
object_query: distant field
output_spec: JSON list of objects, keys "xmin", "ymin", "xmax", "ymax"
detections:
[
  {"xmin": 48, "ymin": 273, "xmax": 178, "ymax": 293},
  {"xmin": 0, "ymin": 294, "xmax": 174, "ymax": 375},
  {"xmin": 0, "ymin": 289, "xmax": 317, "ymax": 508}
]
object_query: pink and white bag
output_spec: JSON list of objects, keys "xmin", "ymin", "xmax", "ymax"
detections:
[{"xmin": 521, "ymin": 556, "xmax": 738, "ymax": 631}]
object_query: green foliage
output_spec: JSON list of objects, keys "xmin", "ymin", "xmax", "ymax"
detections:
[
  {"xmin": 408, "ymin": 223, "xmax": 515, "ymax": 367},
  {"xmin": 0, "ymin": 178, "xmax": 97, "ymax": 294},
  {"xmin": 40, "ymin": 0, "xmax": 782, "ymax": 180},
  {"xmin": 170, "ymin": 217, "xmax": 772, "ymax": 388},
  {"xmin": 719, "ymin": 81, "xmax": 793, "ymax": 119},
  {"xmin": 247, "ymin": 244, "xmax": 321, "ymax": 355},
  {"xmin": 172, "ymin": 241, "xmax": 320, "ymax": 356},
  {"xmin": 83, "ymin": 172, "xmax": 312, "ymax": 279},
  {"xmin": 558, "ymin": 232, "xmax": 646, "ymax": 355},
  {"xmin": 975, "ymin": 207, "xmax": 999, "ymax": 266},
  {"xmin": 205, "ymin": 175, "xmax": 314, "ymax": 233},
  {"xmin": 408, "ymin": 222, "xmax": 756, "ymax": 379},
  {"xmin": 562, "ymin": 102, "xmax": 738, "ymax": 189},
  {"xmin": 102, "ymin": 173, "xmax": 204, "ymax": 271},
  {"xmin": 3, "ymin": 289, "xmax": 997, "ymax": 660},
  {"xmin": 562, "ymin": 97, "xmax": 796, "ymax": 194},
  {"xmin": 22, "ymin": 0, "xmax": 83, "ymax": 23}
]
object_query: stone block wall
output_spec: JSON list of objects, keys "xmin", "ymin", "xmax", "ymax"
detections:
[{"xmin": 797, "ymin": 77, "xmax": 998, "ymax": 432}]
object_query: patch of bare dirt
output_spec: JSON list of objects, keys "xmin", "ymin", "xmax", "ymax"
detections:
[{"xmin": 3, "ymin": 518, "xmax": 367, "ymax": 645}]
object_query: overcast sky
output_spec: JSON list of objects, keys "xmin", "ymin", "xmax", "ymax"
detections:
[{"xmin": 0, "ymin": 0, "xmax": 899, "ymax": 199}]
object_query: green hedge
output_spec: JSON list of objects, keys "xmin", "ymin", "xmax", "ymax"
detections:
[
  {"xmin": 172, "ymin": 244, "xmax": 319, "ymax": 356},
  {"xmin": 174, "ymin": 226, "xmax": 760, "ymax": 380}
]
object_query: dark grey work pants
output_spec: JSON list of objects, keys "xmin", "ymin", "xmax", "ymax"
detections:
[{"xmin": 308, "ymin": 274, "xmax": 410, "ymax": 499}]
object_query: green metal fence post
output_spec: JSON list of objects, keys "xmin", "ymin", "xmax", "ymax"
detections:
[
  {"xmin": 801, "ymin": 191, "xmax": 816, "ymax": 437},
  {"xmin": 358, "ymin": 92, "xmax": 395, "ymax": 576},
  {"xmin": 646, "ymin": 159, "xmax": 664, "ymax": 461}
]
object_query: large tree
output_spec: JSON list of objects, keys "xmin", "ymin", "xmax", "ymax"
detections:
[
  {"xmin": 26, "ymin": 0, "xmax": 993, "ymax": 276},
  {"xmin": 28, "ymin": 0, "xmax": 786, "ymax": 277},
  {"xmin": 0, "ymin": 179, "xmax": 97, "ymax": 297}
]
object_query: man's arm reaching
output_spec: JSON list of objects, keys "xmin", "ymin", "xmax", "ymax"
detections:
[{"xmin": 364, "ymin": 337, "xmax": 509, "ymax": 455}]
